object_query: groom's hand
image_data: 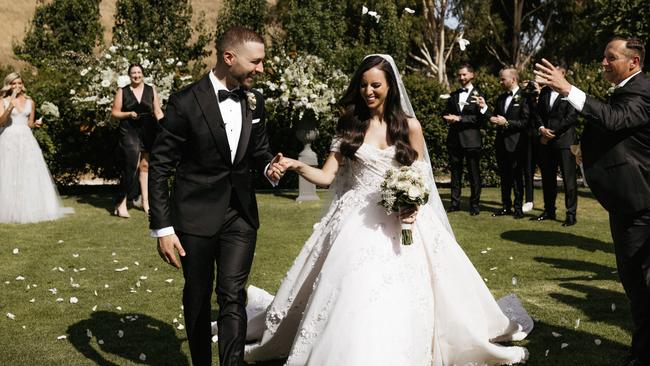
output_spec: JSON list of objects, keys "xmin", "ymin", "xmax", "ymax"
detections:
[
  {"xmin": 267, "ymin": 153, "xmax": 285, "ymax": 182},
  {"xmin": 534, "ymin": 58, "xmax": 572, "ymax": 96},
  {"xmin": 157, "ymin": 234, "xmax": 185, "ymax": 269}
]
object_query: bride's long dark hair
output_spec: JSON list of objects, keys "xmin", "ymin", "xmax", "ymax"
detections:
[{"xmin": 336, "ymin": 56, "xmax": 417, "ymax": 166}]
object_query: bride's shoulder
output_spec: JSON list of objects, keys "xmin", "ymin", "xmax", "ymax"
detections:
[{"xmin": 406, "ymin": 117, "xmax": 422, "ymax": 133}]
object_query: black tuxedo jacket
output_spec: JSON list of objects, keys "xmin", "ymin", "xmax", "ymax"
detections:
[
  {"xmin": 148, "ymin": 74, "xmax": 274, "ymax": 236},
  {"xmin": 443, "ymin": 86, "xmax": 485, "ymax": 149},
  {"xmin": 487, "ymin": 89, "xmax": 530, "ymax": 152},
  {"xmin": 533, "ymin": 86, "xmax": 579, "ymax": 149},
  {"xmin": 581, "ymin": 72, "xmax": 650, "ymax": 214}
]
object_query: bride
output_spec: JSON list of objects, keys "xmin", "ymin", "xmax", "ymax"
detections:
[{"xmin": 241, "ymin": 55, "xmax": 532, "ymax": 365}]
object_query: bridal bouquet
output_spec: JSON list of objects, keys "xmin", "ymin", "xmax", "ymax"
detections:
[{"xmin": 379, "ymin": 165, "xmax": 430, "ymax": 245}]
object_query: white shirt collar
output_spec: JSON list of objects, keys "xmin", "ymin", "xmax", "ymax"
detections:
[
  {"xmin": 617, "ymin": 70, "xmax": 642, "ymax": 88},
  {"xmin": 461, "ymin": 83, "xmax": 473, "ymax": 92},
  {"xmin": 209, "ymin": 70, "xmax": 239, "ymax": 93},
  {"xmin": 509, "ymin": 86, "xmax": 520, "ymax": 95}
]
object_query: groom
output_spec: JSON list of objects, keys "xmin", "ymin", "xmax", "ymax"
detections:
[{"xmin": 148, "ymin": 27, "xmax": 284, "ymax": 365}]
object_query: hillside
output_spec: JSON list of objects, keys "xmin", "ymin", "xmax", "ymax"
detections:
[{"xmin": 0, "ymin": 0, "xmax": 224, "ymax": 69}]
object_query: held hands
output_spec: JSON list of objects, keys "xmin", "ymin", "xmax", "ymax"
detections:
[
  {"xmin": 539, "ymin": 127, "xmax": 556, "ymax": 139},
  {"xmin": 157, "ymin": 234, "xmax": 186, "ymax": 269},
  {"xmin": 489, "ymin": 115, "xmax": 507, "ymax": 126},
  {"xmin": 442, "ymin": 114, "xmax": 461, "ymax": 124},
  {"xmin": 534, "ymin": 59, "xmax": 572, "ymax": 96}
]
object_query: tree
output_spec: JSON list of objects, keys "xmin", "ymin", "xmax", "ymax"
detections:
[
  {"xmin": 113, "ymin": 0, "xmax": 211, "ymax": 66},
  {"xmin": 215, "ymin": 0, "xmax": 268, "ymax": 39},
  {"xmin": 13, "ymin": 0, "xmax": 102, "ymax": 67}
]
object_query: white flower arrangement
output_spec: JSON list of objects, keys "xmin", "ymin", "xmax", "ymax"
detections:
[
  {"xmin": 263, "ymin": 52, "xmax": 348, "ymax": 127},
  {"xmin": 39, "ymin": 101, "xmax": 60, "ymax": 119},
  {"xmin": 379, "ymin": 165, "xmax": 430, "ymax": 245},
  {"xmin": 71, "ymin": 41, "xmax": 193, "ymax": 131}
]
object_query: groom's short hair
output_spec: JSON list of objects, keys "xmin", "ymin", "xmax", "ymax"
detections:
[{"xmin": 216, "ymin": 27, "xmax": 264, "ymax": 58}]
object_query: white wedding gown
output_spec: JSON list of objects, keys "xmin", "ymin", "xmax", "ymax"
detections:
[
  {"xmin": 240, "ymin": 142, "xmax": 532, "ymax": 365},
  {"xmin": 0, "ymin": 99, "xmax": 73, "ymax": 223}
]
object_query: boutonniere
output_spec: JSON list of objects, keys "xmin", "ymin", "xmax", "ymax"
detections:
[
  {"xmin": 607, "ymin": 86, "xmax": 616, "ymax": 96},
  {"xmin": 513, "ymin": 94, "xmax": 521, "ymax": 102},
  {"xmin": 246, "ymin": 92, "xmax": 257, "ymax": 111},
  {"xmin": 471, "ymin": 90, "xmax": 479, "ymax": 97}
]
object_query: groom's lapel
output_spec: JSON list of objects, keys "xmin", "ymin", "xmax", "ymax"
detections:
[
  {"xmin": 194, "ymin": 75, "xmax": 232, "ymax": 166},
  {"xmin": 233, "ymin": 93, "xmax": 253, "ymax": 166}
]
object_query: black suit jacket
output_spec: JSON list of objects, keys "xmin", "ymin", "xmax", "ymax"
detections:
[
  {"xmin": 148, "ymin": 74, "xmax": 274, "ymax": 236},
  {"xmin": 581, "ymin": 72, "xmax": 650, "ymax": 214},
  {"xmin": 533, "ymin": 86, "xmax": 578, "ymax": 149},
  {"xmin": 444, "ymin": 86, "xmax": 485, "ymax": 149},
  {"xmin": 487, "ymin": 89, "xmax": 530, "ymax": 152}
]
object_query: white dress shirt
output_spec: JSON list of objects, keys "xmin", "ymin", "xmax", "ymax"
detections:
[
  {"xmin": 458, "ymin": 83, "xmax": 488, "ymax": 114},
  {"xmin": 539, "ymin": 90, "xmax": 560, "ymax": 130},
  {"xmin": 567, "ymin": 70, "xmax": 642, "ymax": 112},
  {"xmin": 504, "ymin": 86, "xmax": 520, "ymax": 112}
]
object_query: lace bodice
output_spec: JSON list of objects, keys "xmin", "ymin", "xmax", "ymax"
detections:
[
  {"xmin": 347, "ymin": 143, "xmax": 400, "ymax": 194},
  {"xmin": 3, "ymin": 99, "xmax": 32, "ymax": 128}
]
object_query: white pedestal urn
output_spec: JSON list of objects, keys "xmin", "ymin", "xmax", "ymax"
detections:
[{"xmin": 295, "ymin": 114, "xmax": 320, "ymax": 202}]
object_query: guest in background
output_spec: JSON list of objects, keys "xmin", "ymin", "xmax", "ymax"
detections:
[
  {"xmin": 529, "ymin": 63, "xmax": 579, "ymax": 226},
  {"xmin": 522, "ymin": 79, "xmax": 540, "ymax": 213},
  {"xmin": 442, "ymin": 64, "xmax": 486, "ymax": 216},
  {"xmin": 486, "ymin": 67, "xmax": 530, "ymax": 219},
  {"xmin": 536, "ymin": 36, "xmax": 650, "ymax": 366},
  {"xmin": 0, "ymin": 72, "xmax": 73, "ymax": 223},
  {"xmin": 111, "ymin": 64, "xmax": 164, "ymax": 218}
]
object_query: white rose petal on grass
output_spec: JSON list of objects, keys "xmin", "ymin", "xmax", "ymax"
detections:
[
  {"xmin": 560, "ymin": 343, "xmax": 569, "ymax": 349},
  {"xmin": 594, "ymin": 339, "xmax": 602, "ymax": 346},
  {"xmin": 57, "ymin": 240, "xmax": 64, "ymax": 244},
  {"xmin": 72, "ymin": 253, "xmax": 79, "ymax": 258},
  {"xmin": 116, "ymin": 306, "xmax": 122, "ymax": 311},
  {"xmin": 7, "ymin": 312, "xmax": 16, "ymax": 320},
  {"xmin": 611, "ymin": 303, "xmax": 616, "ymax": 312},
  {"xmin": 552, "ymin": 331, "xmax": 562, "ymax": 338},
  {"xmin": 70, "ymin": 297, "xmax": 79, "ymax": 304},
  {"xmin": 165, "ymin": 279, "xmax": 174, "ymax": 284},
  {"xmin": 134, "ymin": 261, "xmax": 140, "ymax": 266},
  {"xmin": 115, "ymin": 267, "xmax": 129, "ymax": 272},
  {"xmin": 29, "ymin": 298, "xmax": 35, "ymax": 303},
  {"xmin": 480, "ymin": 250, "xmax": 488, "ymax": 254},
  {"xmin": 92, "ymin": 305, "xmax": 97, "ymax": 312},
  {"xmin": 98, "ymin": 339, "xmax": 104, "ymax": 345},
  {"xmin": 212, "ymin": 334, "xmax": 219, "ymax": 343},
  {"xmin": 118, "ymin": 330, "xmax": 124, "ymax": 338},
  {"xmin": 139, "ymin": 353, "xmax": 146, "ymax": 361},
  {"xmin": 12, "ymin": 248, "xmax": 19, "ymax": 255},
  {"xmin": 575, "ymin": 319, "xmax": 581, "ymax": 329},
  {"xmin": 512, "ymin": 277, "xmax": 518, "ymax": 286},
  {"xmin": 86, "ymin": 329, "xmax": 92, "ymax": 338},
  {"xmin": 177, "ymin": 324, "xmax": 185, "ymax": 330},
  {"xmin": 57, "ymin": 335, "xmax": 67, "ymax": 340},
  {"xmin": 56, "ymin": 298, "xmax": 64, "ymax": 303},
  {"xmin": 545, "ymin": 349, "xmax": 549, "ymax": 357},
  {"xmin": 104, "ymin": 284, "xmax": 109, "ymax": 289},
  {"xmin": 49, "ymin": 288, "xmax": 58, "ymax": 295},
  {"xmin": 139, "ymin": 276, "xmax": 148, "ymax": 280},
  {"xmin": 489, "ymin": 267, "xmax": 498, "ymax": 271},
  {"xmin": 15, "ymin": 276, "xmax": 25, "ymax": 281}
]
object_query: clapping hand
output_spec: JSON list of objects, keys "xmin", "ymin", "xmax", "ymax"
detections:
[
  {"xmin": 534, "ymin": 59, "xmax": 572, "ymax": 96},
  {"xmin": 489, "ymin": 115, "xmax": 507, "ymax": 126},
  {"xmin": 442, "ymin": 114, "xmax": 461, "ymax": 124},
  {"xmin": 473, "ymin": 95, "xmax": 487, "ymax": 109}
]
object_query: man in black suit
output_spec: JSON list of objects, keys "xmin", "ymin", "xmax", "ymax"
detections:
[
  {"xmin": 530, "ymin": 63, "xmax": 579, "ymax": 226},
  {"xmin": 442, "ymin": 64, "xmax": 486, "ymax": 215},
  {"xmin": 148, "ymin": 27, "xmax": 283, "ymax": 366},
  {"xmin": 486, "ymin": 68, "xmax": 530, "ymax": 219},
  {"xmin": 536, "ymin": 37, "xmax": 650, "ymax": 366}
]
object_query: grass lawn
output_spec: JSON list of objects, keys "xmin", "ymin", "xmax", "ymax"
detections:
[{"xmin": 0, "ymin": 187, "xmax": 630, "ymax": 365}]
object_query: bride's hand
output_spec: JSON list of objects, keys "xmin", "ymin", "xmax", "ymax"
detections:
[
  {"xmin": 399, "ymin": 206, "xmax": 419, "ymax": 224},
  {"xmin": 278, "ymin": 156, "xmax": 300, "ymax": 171}
]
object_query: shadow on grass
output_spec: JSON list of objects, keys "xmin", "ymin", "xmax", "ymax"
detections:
[
  {"xmin": 501, "ymin": 230, "xmax": 613, "ymax": 254},
  {"xmin": 523, "ymin": 320, "xmax": 629, "ymax": 365},
  {"xmin": 67, "ymin": 311, "xmax": 188, "ymax": 366},
  {"xmin": 534, "ymin": 257, "xmax": 617, "ymax": 281}
]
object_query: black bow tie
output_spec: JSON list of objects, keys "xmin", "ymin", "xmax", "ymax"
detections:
[
  {"xmin": 218, "ymin": 89, "xmax": 242, "ymax": 102},
  {"xmin": 460, "ymin": 88, "xmax": 468, "ymax": 93},
  {"xmin": 506, "ymin": 91, "xmax": 514, "ymax": 96}
]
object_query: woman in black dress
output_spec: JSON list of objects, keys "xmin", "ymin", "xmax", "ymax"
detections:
[{"xmin": 111, "ymin": 64, "xmax": 164, "ymax": 217}]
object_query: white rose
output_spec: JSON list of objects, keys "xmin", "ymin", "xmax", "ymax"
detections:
[
  {"xmin": 101, "ymin": 79, "xmax": 111, "ymax": 88},
  {"xmin": 104, "ymin": 53, "xmax": 112, "ymax": 59}
]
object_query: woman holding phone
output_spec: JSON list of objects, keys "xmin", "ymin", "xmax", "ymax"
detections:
[{"xmin": 111, "ymin": 63, "xmax": 164, "ymax": 218}]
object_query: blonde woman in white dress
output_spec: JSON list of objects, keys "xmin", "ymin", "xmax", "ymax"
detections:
[{"xmin": 0, "ymin": 72, "xmax": 72, "ymax": 223}]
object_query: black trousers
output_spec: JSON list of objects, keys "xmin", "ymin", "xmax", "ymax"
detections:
[
  {"xmin": 448, "ymin": 146, "xmax": 481, "ymax": 210},
  {"xmin": 610, "ymin": 210, "xmax": 650, "ymax": 364},
  {"xmin": 496, "ymin": 147, "xmax": 525, "ymax": 211},
  {"xmin": 178, "ymin": 201, "xmax": 256, "ymax": 366},
  {"xmin": 540, "ymin": 147, "xmax": 577, "ymax": 216},
  {"xmin": 524, "ymin": 135, "xmax": 537, "ymax": 203}
]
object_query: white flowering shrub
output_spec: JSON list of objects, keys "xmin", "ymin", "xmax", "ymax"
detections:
[
  {"xmin": 263, "ymin": 52, "xmax": 348, "ymax": 126},
  {"xmin": 71, "ymin": 40, "xmax": 192, "ymax": 129},
  {"xmin": 38, "ymin": 101, "xmax": 60, "ymax": 119}
]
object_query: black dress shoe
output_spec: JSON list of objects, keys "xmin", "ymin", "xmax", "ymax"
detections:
[
  {"xmin": 530, "ymin": 211, "xmax": 556, "ymax": 221},
  {"xmin": 446, "ymin": 206, "xmax": 460, "ymax": 213},
  {"xmin": 562, "ymin": 216, "xmax": 577, "ymax": 226},
  {"xmin": 492, "ymin": 209, "xmax": 513, "ymax": 217},
  {"xmin": 469, "ymin": 209, "xmax": 480, "ymax": 216},
  {"xmin": 513, "ymin": 210, "xmax": 524, "ymax": 219}
]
